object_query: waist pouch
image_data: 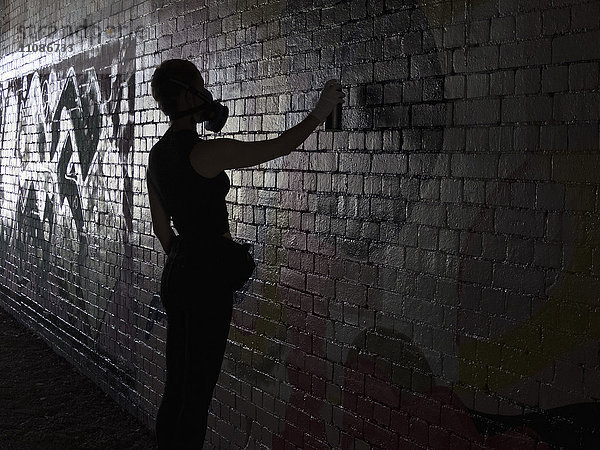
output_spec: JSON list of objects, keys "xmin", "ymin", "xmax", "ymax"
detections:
[{"xmin": 160, "ymin": 235, "xmax": 255, "ymax": 309}]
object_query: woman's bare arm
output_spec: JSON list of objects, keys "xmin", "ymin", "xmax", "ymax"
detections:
[
  {"xmin": 190, "ymin": 79, "xmax": 343, "ymax": 178},
  {"xmin": 147, "ymin": 178, "xmax": 176, "ymax": 254},
  {"xmin": 190, "ymin": 114, "xmax": 320, "ymax": 178}
]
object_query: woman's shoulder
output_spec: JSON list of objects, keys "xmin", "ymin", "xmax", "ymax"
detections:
[
  {"xmin": 149, "ymin": 131, "xmax": 172, "ymax": 156},
  {"xmin": 150, "ymin": 129, "xmax": 198, "ymax": 158},
  {"xmin": 188, "ymin": 139, "xmax": 229, "ymax": 179}
]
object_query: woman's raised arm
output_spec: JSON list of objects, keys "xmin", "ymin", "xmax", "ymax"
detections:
[{"xmin": 190, "ymin": 80, "xmax": 344, "ymax": 178}]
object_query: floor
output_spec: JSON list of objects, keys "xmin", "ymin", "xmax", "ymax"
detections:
[{"xmin": 0, "ymin": 306, "xmax": 158, "ymax": 449}]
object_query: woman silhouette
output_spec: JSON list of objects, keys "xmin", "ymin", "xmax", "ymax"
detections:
[{"xmin": 146, "ymin": 59, "xmax": 344, "ymax": 448}]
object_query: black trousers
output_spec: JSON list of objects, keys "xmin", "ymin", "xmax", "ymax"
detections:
[{"xmin": 155, "ymin": 285, "xmax": 233, "ymax": 449}]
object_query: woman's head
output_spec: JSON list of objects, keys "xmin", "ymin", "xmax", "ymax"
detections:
[{"xmin": 151, "ymin": 59, "xmax": 204, "ymax": 118}]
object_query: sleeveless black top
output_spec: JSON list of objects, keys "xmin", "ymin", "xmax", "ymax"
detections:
[{"xmin": 147, "ymin": 128, "xmax": 230, "ymax": 237}]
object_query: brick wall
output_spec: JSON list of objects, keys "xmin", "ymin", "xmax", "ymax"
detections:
[{"xmin": 1, "ymin": 0, "xmax": 599, "ymax": 447}]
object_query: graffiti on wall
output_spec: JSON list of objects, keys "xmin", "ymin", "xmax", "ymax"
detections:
[{"xmin": 0, "ymin": 37, "xmax": 136, "ymax": 369}]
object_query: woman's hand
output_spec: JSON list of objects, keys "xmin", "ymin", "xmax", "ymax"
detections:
[{"xmin": 309, "ymin": 79, "xmax": 345, "ymax": 124}]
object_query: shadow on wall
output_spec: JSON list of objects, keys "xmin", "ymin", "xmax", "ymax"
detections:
[
  {"xmin": 0, "ymin": 37, "xmax": 137, "ymax": 388},
  {"xmin": 220, "ymin": 0, "xmax": 447, "ymax": 446},
  {"xmin": 215, "ymin": 0, "xmax": 600, "ymax": 448}
]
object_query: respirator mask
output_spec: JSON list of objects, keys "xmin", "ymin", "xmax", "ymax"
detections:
[{"xmin": 168, "ymin": 78, "xmax": 229, "ymax": 133}]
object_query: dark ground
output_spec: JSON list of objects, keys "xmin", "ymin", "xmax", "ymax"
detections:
[{"xmin": 0, "ymin": 306, "xmax": 158, "ymax": 449}]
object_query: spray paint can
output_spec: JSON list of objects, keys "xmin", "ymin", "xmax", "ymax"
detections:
[{"xmin": 325, "ymin": 92, "xmax": 342, "ymax": 130}]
